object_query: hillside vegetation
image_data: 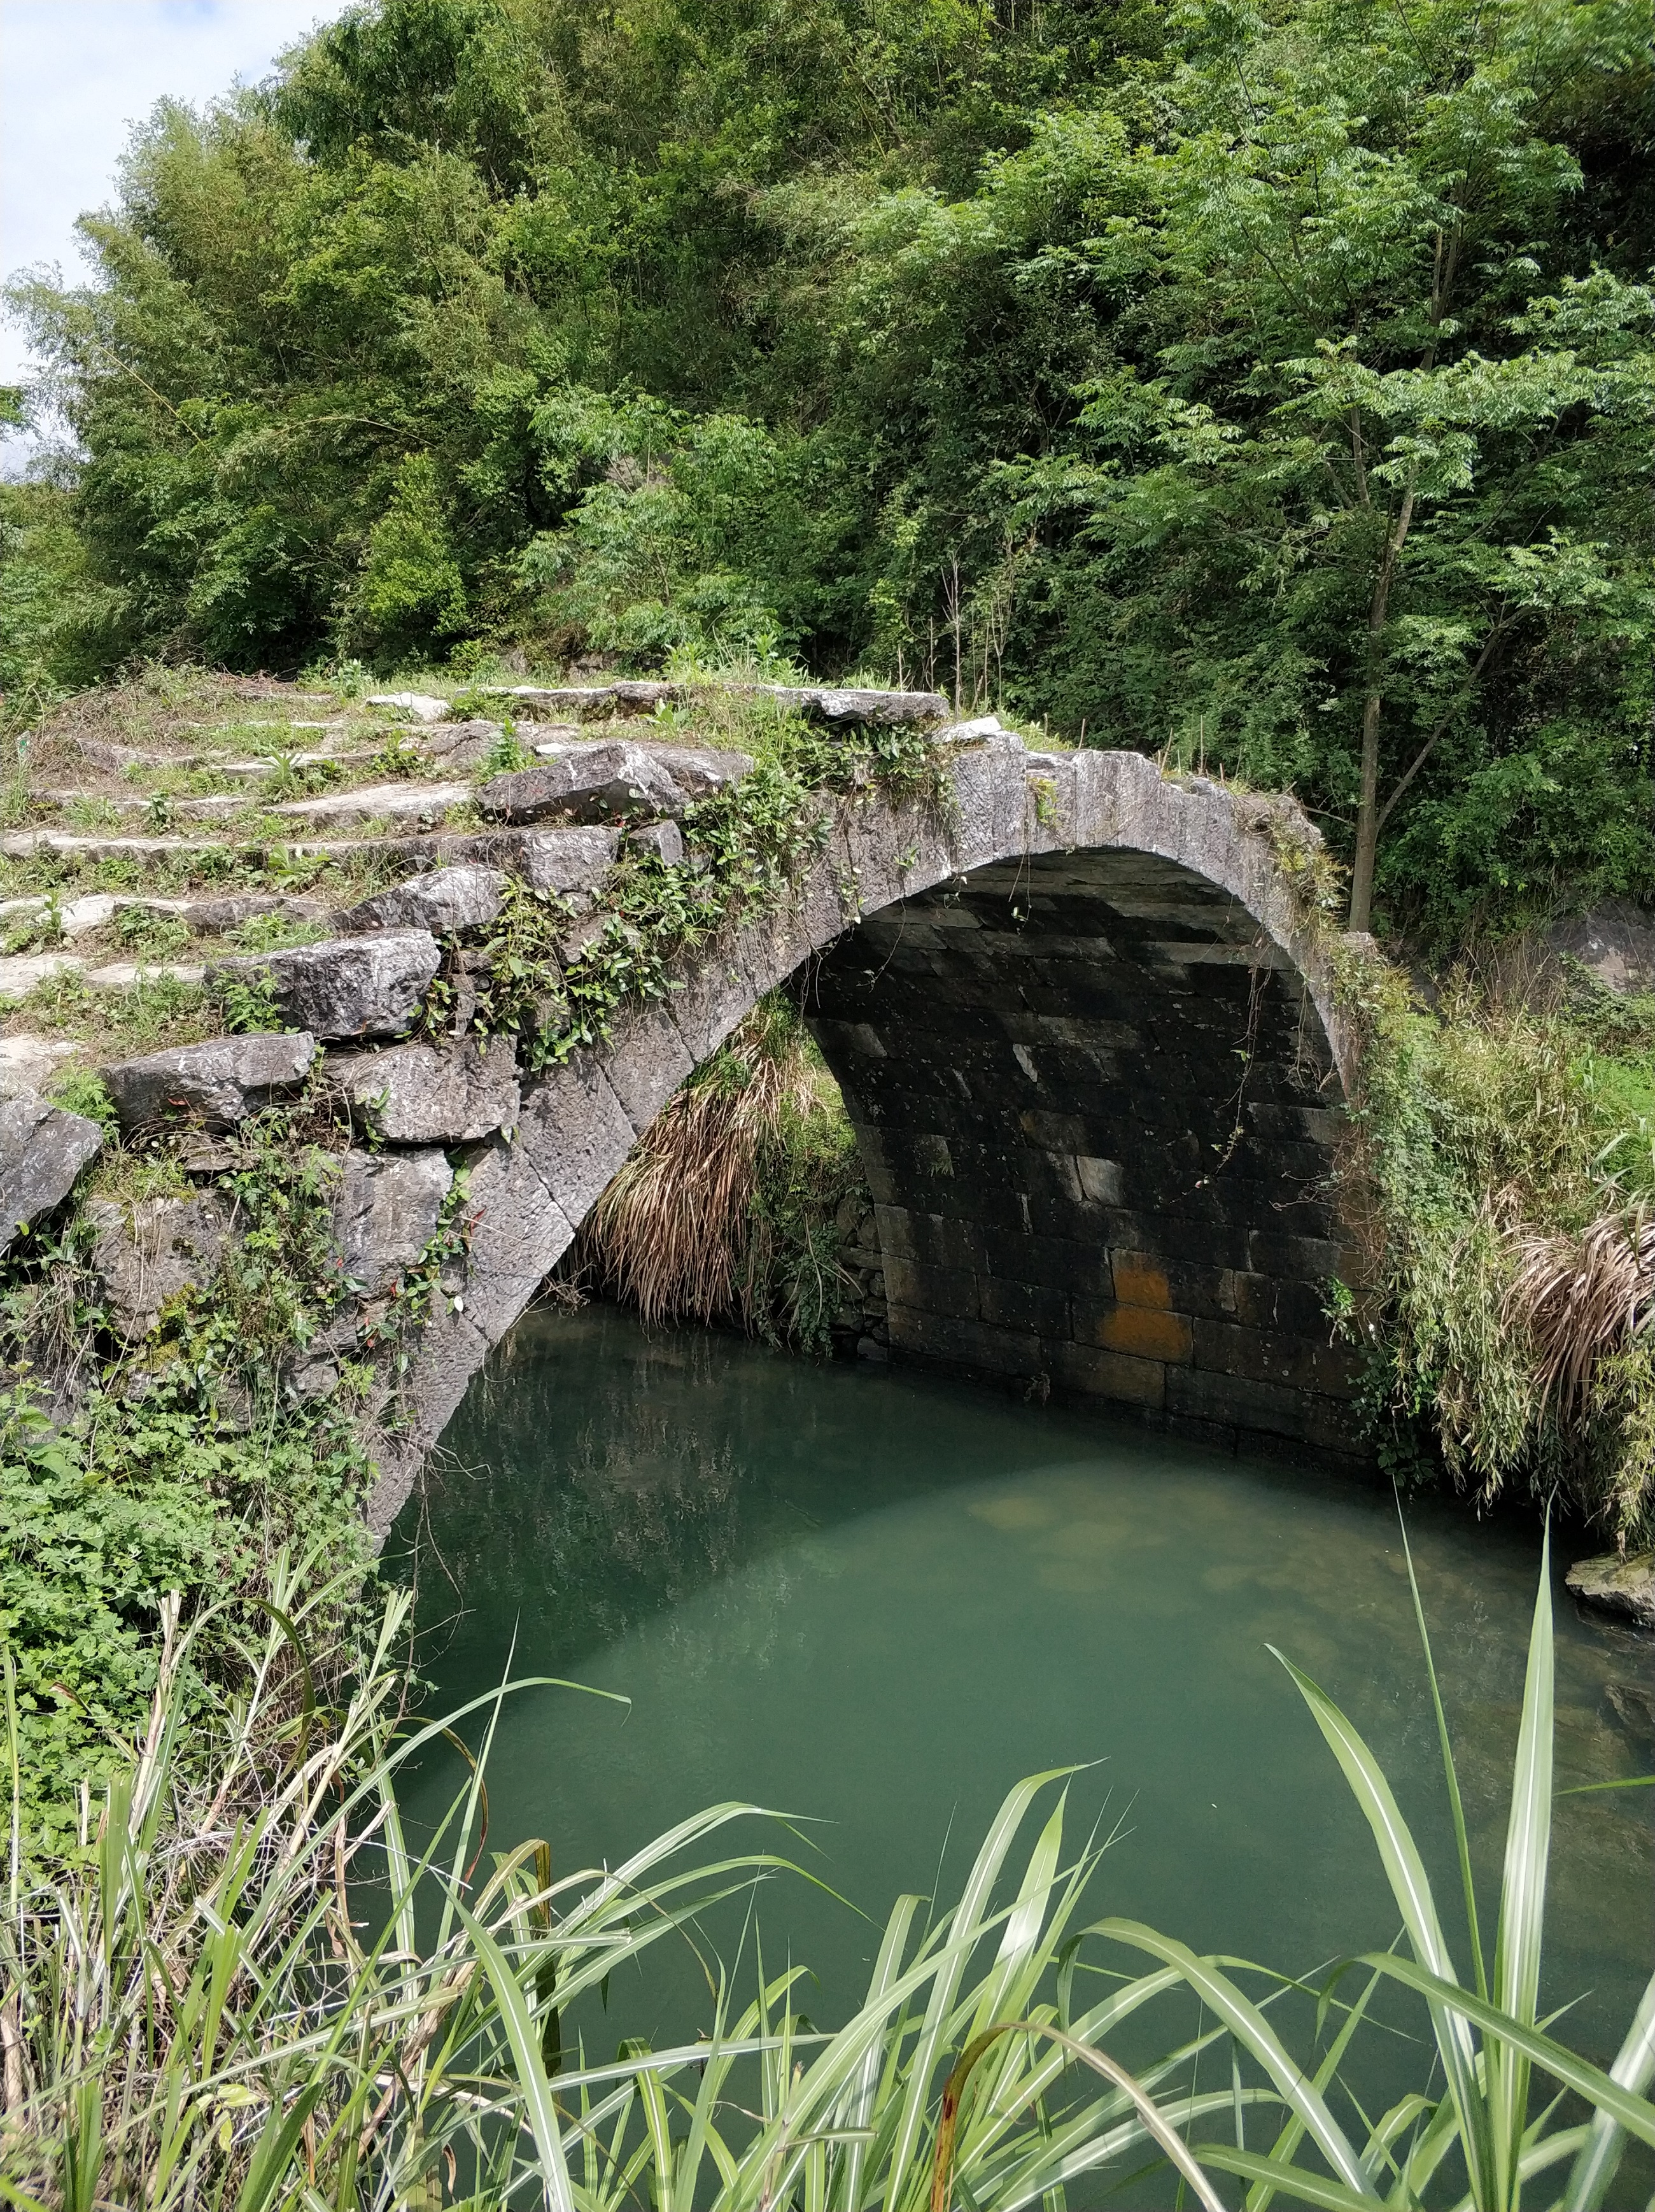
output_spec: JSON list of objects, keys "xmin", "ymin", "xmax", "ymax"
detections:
[{"xmin": 3, "ymin": 0, "xmax": 1651, "ymax": 943}]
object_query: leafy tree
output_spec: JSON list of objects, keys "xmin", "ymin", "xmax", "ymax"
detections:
[{"xmin": 3, "ymin": 0, "xmax": 1649, "ymax": 936}]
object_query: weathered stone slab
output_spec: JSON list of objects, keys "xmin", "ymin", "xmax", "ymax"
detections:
[
  {"xmin": 0, "ymin": 1095, "xmax": 103, "ymax": 1251},
  {"xmin": 1566, "ymin": 1550, "xmax": 1655, "ymax": 1628},
  {"xmin": 598, "ymin": 1001, "xmax": 694, "ymax": 1131},
  {"xmin": 87, "ymin": 1192, "xmax": 231, "ymax": 1337},
  {"xmin": 336, "ymin": 864, "xmax": 505, "ymax": 939},
  {"xmin": 0, "ymin": 953, "xmax": 82, "ymax": 1002},
  {"xmin": 515, "ymin": 1057, "xmax": 635, "ymax": 1223},
  {"xmin": 330, "ymin": 1036, "xmax": 519, "ymax": 1145},
  {"xmin": 449, "ymin": 1132, "xmax": 574, "ymax": 1344},
  {"xmin": 515, "ymin": 827, "xmax": 622, "ymax": 895},
  {"xmin": 0, "ymin": 1036, "xmax": 77, "ymax": 1099},
  {"xmin": 269, "ymin": 781, "xmax": 471, "ymax": 829},
  {"xmin": 477, "ymin": 742, "xmax": 751, "ymax": 826},
  {"xmin": 367, "ymin": 691, "xmax": 449, "ymax": 721},
  {"xmin": 421, "ymin": 719, "xmax": 506, "ymax": 769},
  {"xmin": 102, "ymin": 1031, "xmax": 317, "ymax": 1136},
  {"xmin": 788, "ymin": 686, "xmax": 950, "ymax": 726},
  {"xmin": 479, "ymin": 745, "xmax": 670, "ymax": 824},
  {"xmin": 480, "ymin": 680, "xmax": 950, "ymax": 726},
  {"xmin": 208, "ymin": 932, "xmax": 440, "ymax": 1041},
  {"xmin": 626, "ymin": 820, "xmax": 685, "ymax": 866},
  {"xmin": 1549, "ymin": 902, "xmax": 1655, "ymax": 996},
  {"xmin": 332, "ymin": 1148, "xmax": 453, "ymax": 1293},
  {"xmin": 178, "ymin": 892, "xmax": 329, "ymax": 933}
]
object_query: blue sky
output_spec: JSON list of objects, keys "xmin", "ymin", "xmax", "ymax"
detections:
[{"xmin": 2, "ymin": 0, "xmax": 346, "ymax": 401}]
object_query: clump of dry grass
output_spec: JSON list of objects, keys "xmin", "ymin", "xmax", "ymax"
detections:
[
  {"xmin": 1507, "ymin": 1204, "xmax": 1655, "ymax": 1418},
  {"xmin": 579, "ymin": 994, "xmax": 862, "ymax": 1346}
]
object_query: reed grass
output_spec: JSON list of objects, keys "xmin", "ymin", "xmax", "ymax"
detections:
[
  {"xmin": 4, "ymin": 1518, "xmax": 1651, "ymax": 2210},
  {"xmin": 1343, "ymin": 950, "xmax": 1655, "ymax": 1545},
  {"xmin": 579, "ymin": 994, "xmax": 863, "ymax": 1351}
]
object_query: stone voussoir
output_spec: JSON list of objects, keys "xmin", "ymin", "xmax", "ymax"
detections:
[
  {"xmin": 335, "ymin": 864, "xmax": 506, "ymax": 939},
  {"xmin": 329, "ymin": 1035, "xmax": 519, "ymax": 1145},
  {"xmin": 208, "ymin": 931, "xmax": 441, "ymax": 1042},
  {"xmin": 102, "ymin": 1031, "xmax": 318, "ymax": 1137},
  {"xmin": 332, "ymin": 1148, "xmax": 453, "ymax": 1293}
]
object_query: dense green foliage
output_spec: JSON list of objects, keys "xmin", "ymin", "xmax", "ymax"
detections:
[
  {"xmin": 1341, "ymin": 951, "xmax": 1655, "ymax": 1543},
  {"xmin": 4, "ymin": 0, "xmax": 1651, "ymax": 935},
  {"xmin": 0, "ymin": 1096, "xmax": 442, "ymax": 1859}
]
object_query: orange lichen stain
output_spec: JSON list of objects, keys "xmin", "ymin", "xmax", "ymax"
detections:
[
  {"xmin": 1110, "ymin": 1253, "xmax": 1173, "ymax": 1310},
  {"xmin": 1097, "ymin": 1303, "xmax": 1194, "ymax": 1363}
]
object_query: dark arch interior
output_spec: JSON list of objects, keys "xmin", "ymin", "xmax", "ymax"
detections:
[{"xmin": 800, "ymin": 848, "xmax": 1364, "ymax": 1468}]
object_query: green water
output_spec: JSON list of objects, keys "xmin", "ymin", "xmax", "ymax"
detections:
[{"xmin": 391, "ymin": 1304, "xmax": 1652, "ymax": 2109}]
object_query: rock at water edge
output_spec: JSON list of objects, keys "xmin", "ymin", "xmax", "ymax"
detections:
[{"xmin": 1566, "ymin": 1551, "xmax": 1655, "ymax": 1630}]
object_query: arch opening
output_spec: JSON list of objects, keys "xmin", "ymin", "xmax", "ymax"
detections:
[{"xmin": 803, "ymin": 847, "xmax": 1363, "ymax": 1465}]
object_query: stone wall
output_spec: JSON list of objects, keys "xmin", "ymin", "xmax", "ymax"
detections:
[
  {"xmin": 4, "ymin": 703, "xmax": 1366, "ymax": 1533},
  {"xmin": 807, "ymin": 849, "xmax": 1362, "ymax": 1463}
]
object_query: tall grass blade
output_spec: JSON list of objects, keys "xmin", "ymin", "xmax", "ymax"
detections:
[
  {"xmin": 1488, "ymin": 1522, "xmax": 1554, "ymax": 2201},
  {"xmin": 1561, "ymin": 1968, "xmax": 1655, "ymax": 2211},
  {"xmin": 1193, "ymin": 2146, "xmax": 1388, "ymax": 2210},
  {"xmin": 454, "ymin": 1895, "xmax": 577, "ymax": 2212},
  {"xmin": 1267, "ymin": 1649, "xmax": 1493, "ymax": 2204},
  {"xmin": 1090, "ymin": 1920, "xmax": 1371, "ymax": 2196},
  {"xmin": 1340, "ymin": 1952, "xmax": 1655, "ymax": 2150},
  {"xmin": 1395, "ymin": 1509, "xmax": 1486, "ymax": 2001}
]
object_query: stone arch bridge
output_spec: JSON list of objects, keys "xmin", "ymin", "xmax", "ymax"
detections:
[{"xmin": 370, "ymin": 726, "xmax": 1365, "ymax": 1534}]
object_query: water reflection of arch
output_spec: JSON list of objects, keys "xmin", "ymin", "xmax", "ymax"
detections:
[{"xmin": 371, "ymin": 740, "xmax": 1366, "ymax": 1537}]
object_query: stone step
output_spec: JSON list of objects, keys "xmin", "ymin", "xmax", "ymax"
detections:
[
  {"xmin": 74, "ymin": 727, "xmax": 348, "ymax": 773},
  {"xmin": 215, "ymin": 750, "xmax": 379, "ymax": 778},
  {"xmin": 264, "ymin": 780, "xmax": 474, "ymax": 828},
  {"xmin": 483, "ymin": 679, "xmax": 950, "ymax": 724},
  {"xmin": 0, "ymin": 819, "xmax": 620, "ymax": 880},
  {"xmin": 38, "ymin": 789, "xmax": 252, "ymax": 820},
  {"xmin": 0, "ymin": 952, "xmax": 206, "ymax": 1001}
]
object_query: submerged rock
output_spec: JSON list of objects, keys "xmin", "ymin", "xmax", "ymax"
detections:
[
  {"xmin": 1566, "ymin": 1551, "xmax": 1655, "ymax": 1630},
  {"xmin": 0, "ymin": 1094, "xmax": 103, "ymax": 1252},
  {"xmin": 102, "ymin": 1031, "xmax": 316, "ymax": 1136}
]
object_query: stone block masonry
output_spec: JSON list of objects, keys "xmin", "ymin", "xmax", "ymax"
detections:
[
  {"xmin": 0, "ymin": 676, "xmax": 1369, "ymax": 1530},
  {"xmin": 805, "ymin": 849, "xmax": 1363, "ymax": 1464}
]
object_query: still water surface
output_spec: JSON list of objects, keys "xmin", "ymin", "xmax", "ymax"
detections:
[{"xmin": 391, "ymin": 1304, "xmax": 1652, "ymax": 2086}]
